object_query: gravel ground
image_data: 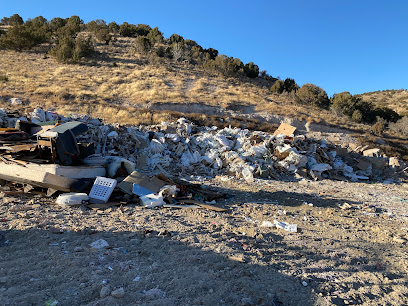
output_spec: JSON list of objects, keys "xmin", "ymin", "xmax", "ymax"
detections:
[{"xmin": 1, "ymin": 176, "xmax": 408, "ymax": 306}]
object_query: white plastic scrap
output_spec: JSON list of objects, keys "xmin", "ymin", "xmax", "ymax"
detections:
[{"xmin": 274, "ymin": 220, "xmax": 298, "ymax": 233}]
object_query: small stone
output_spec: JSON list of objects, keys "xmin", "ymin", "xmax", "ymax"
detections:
[
  {"xmin": 74, "ymin": 246, "xmax": 84, "ymax": 252},
  {"xmin": 130, "ymin": 238, "xmax": 140, "ymax": 246},
  {"xmin": 302, "ymin": 281, "xmax": 308, "ymax": 287},
  {"xmin": 0, "ymin": 277, "xmax": 7, "ymax": 284},
  {"xmin": 89, "ymin": 239, "xmax": 109, "ymax": 249},
  {"xmin": 100, "ymin": 286, "xmax": 111, "ymax": 298},
  {"xmin": 79, "ymin": 283, "xmax": 86, "ymax": 289},
  {"xmin": 145, "ymin": 288, "xmax": 166, "ymax": 299},
  {"xmin": 132, "ymin": 276, "xmax": 141, "ymax": 282},
  {"xmin": 111, "ymin": 287, "xmax": 125, "ymax": 298}
]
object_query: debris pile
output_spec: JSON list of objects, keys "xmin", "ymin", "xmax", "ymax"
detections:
[{"xmin": 0, "ymin": 105, "xmax": 406, "ymax": 206}]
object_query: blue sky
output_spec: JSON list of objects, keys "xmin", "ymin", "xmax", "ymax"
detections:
[{"xmin": 2, "ymin": 0, "xmax": 407, "ymax": 96}]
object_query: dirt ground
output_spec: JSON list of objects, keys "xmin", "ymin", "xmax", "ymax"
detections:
[{"xmin": 1, "ymin": 174, "xmax": 408, "ymax": 306}]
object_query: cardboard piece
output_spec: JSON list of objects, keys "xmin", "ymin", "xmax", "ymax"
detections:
[
  {"xmin": 117, "ymin": 171, "xmax": 167, "ymax": 195},
  {"xmin": 273, "ymin": 123, "xmax": 296, "ymax": 136}
]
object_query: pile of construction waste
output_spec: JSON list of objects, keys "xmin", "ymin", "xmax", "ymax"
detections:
[
  {"xmin": 1, "ymin": 106, "xmax": 407, "ymax": 181},
  {"xmin": 0, "ymin": 105, "xmax": 407, "ymax": 206}
]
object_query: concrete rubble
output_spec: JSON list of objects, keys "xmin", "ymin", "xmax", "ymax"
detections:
[{"xmin": 0, "ymin": 106, "xmax": 406, "ymax": 205}]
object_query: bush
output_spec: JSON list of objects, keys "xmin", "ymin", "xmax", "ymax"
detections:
[
  {"xmin": 49, "ymin": 17, "xmax": 66, "ymax": 32},
  {"xmin": 0, "ymin": 72, "xmax": 8, "ymax": 82},
  {"xmin": 270, "ymin": 80, "xmax": 284, "ymax": 94},
  {"xmin": 72, "ymin": 36, "xmax": 94, "ymax": 63},
  {"xmin": 243, "ymin": 62, "xmax": 259, "ymax": 78},
  {"xmin": 8, "ymin": 14, "xmax": 24, "ymax": 26},
  {"xmin": 388, "ymin": 116, "xmax": 408, "ymax": 137},
  {"xmin": 50, "ymin": 36, "xmax": 75, "ymax": 62},
  {"xmin": 147, "ymin": 27, "xmax": 163, "ymax": 44},
  {"xmin": 351, "ymin": 109, "xmax": 363, "ymax": 123},
  {"xmin": 95, "ymin": 28, "xmax": 111, "ymax": 44},
  {"xmin": 205, "ymin": 48, "xmax": 218, "ymax": 60},
  {"xmin": 169, "ymin": 34, "xmax": 184, "ymax": 44},
  {"xmin": 171, "ymin": 42, "xmax": 184, "ymax": 61},
  {"xmin": 271, "ymin": 78, "xmax": 298, "ymax": 94},
  {"xmin": 284, "ymin": 78, "xmax": 298, "ymax": 92},
  {"xmin": 331, "ymin": 92, "xmax": 358, "ymax": 116},
  {"xmin": 119, "ymin": 22, "xmax": 137, "ymax": 37},
  {"xmin": 87, "ymin": 20, "xmax": 111, "ymax": 44},
  {"xmin": 50, "ymin": 35, "xmax": 94, "ymax": 63},
  {"xmin": 203, "ymin": 55, "xmax": 243, "ymax": 76},
  {"xmin": 1, "ymin": 17, "xmax": 9, "ymax": 25},
  {"xmin": 330, "ymin": 92, "xmax": 400, "ymax": 123},
  {"xmin": 0, "ymin": 20, "xmax": 51, "ymax": 51},
  {"xmin": 135, "ymin": 24, "xmax": 151, "ymax": 36},
  {"xmin": 156, "ymin": 45, "xmax": 165, "ymax": 57},
  {"xmin": 135, "ymin": 36, "xmax": 151, "ymax": 54},
  {"xmin": 371, "ymin": 117, "xmax": 386, "ymax": 135},
  {"xmin": 108, "ymin": 22, "xmax": 119, "ymax": 33},
  {"xmin": 297, "ymin": 83, "xmax": 329, "ymax": 108}
]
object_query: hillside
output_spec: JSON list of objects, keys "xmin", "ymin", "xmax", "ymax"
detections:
[
  {"xmin": 361, "ymin": 89, "xmax": 408, "ymax": 116},
  {"xmin": 0, "ymin": 34, "xmax": 363, "ymax": 129}
]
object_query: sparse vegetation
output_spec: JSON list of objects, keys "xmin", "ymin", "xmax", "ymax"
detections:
[{"xmin": 388, "ymin": 116, "xmax": 408, "ymax": 137}]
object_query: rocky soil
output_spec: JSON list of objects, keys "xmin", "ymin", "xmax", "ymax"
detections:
[{"xmin": 1, "ymin": 175, "xmax": 408, "ymax": 306}]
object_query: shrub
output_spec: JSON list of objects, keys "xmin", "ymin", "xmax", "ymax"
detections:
[
  {"xmin": 203, "ymin": 55, "xmax": 243, "ymax": 76},
  {"xmin": 108, "ymin": 22, "xmax": 120, "ymax": 33},
  {"xmin": 50, "ymin": 36, "xmax": 75, "ymax": 62},
  {"xmin": 330, "ymin": 91, "xmax": 356, "ymax": 115},
  {"xmin": 156, "ymin": 45, "xmax": 165, "ymax": 57},
  {"xmin": 8, "ymin": 14, "xmax": 24, "ymax": 26},
  {"xmin": 371, "ymin": 117, "xmax": 386, "ymax": 135},
  {"xmin": 171, "ymin": 42, "xmax": 184, "ymax": 61},
  {"xmin": 388, "ymin": 116, "xmax": 408, "ymax": 137},
  {"xmin": 270, "ymin": 80, "xmax": 284, "ymax": 94},
  {"xmin": 243, "ymin": 62, "xmax": 259, "ymax": 78},
  {"xmin": 271, "ymin": 78, "xmax": 299, "ymax": 94},
  {"xmin": 135, "ymin": 36, "xmax": 151, "ymax": 54},
  {"xmin": 95, "ymin": 28, "xmax": 111, "ymax": 44},
  {"xmin": 72, "ymin": 36, "xmax": 94, "ymax": 63},
  {"xmin": 119, "ymin": 22, "xmax": 137, "ymax": 37},
  {"xmin": 169, "ymin": 34, "xmax": 184, "ymax": 44},
  {"xmin": 351, "ymin": 109, "xmax": 363, "ymax": 123},
  {"xmin": 1, "ymin": 17, "xmax": 9, "ymax": 25},
  {"xmin": 205, "ymin": 48, "xmax": 218, "ymax": 60},
  {"xmin": 65, "ymin": 15, "xmax": 82, "ymax": 33},
  {"xmin": 50, "ymin": 35, "xmax": 94, "ymax": 63},
  {"xmin": 297, "ymin": 83, "xmax": 329, "ymax": 108},
  {"xmin": 147, "ymin": 27, "xmax": 163, "ymax": 44},
  {"xmin": 0, "ymin": 20, "xmax": 51, "ymax": 51},
  {"xmin": 284, "ymin": 78, "xmax": 298, "ymax": 92},
  {"xmin": 135, "ymin": 24, "xmax": 151, "ymax": 36},
  {"xmin": 0, "ymin": 72, "xmax": 8, "ymax": 82},
  {"xmin": 50, "ymin": 17, "xmax": 66, "ymax": 32}
]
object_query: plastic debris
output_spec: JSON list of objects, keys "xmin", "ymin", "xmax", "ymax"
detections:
[{"xmin": 274, "ymin": 220, "xmax": 298, "ymax": 232}]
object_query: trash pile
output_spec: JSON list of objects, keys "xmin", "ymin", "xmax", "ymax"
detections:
[{"xmin": 0, "ymin": 105, "xmax": 407, "ymax": 208}]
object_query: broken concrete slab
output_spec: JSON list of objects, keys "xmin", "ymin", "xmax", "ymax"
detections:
[
  {"xmin": 363, "ymin": 148, "xmax": 381, "ymax": 158},
  {"xmin": 0, "ymin": 163, "xmax": 76, "ymax": 192}
]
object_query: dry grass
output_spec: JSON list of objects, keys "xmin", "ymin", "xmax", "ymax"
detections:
[
  {"xmin": 361, "ymin": 89, "xmax": 408, "ymax": 116},
  {"xmin": 0, "ymin": 35, "xmax": 399, "ymax": 134}
]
